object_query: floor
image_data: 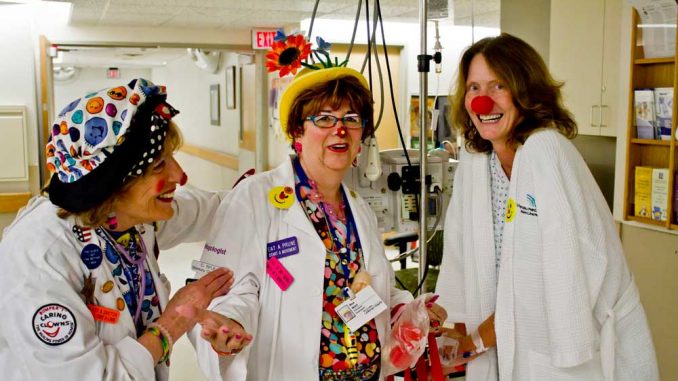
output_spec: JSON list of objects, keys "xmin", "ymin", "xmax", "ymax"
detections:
[{"xmin": 157, "ymin": 241, "xmax": 209, "ymax": 381}]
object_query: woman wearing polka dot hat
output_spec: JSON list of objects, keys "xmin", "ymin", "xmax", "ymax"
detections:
[{"xmin": 0, "ymin": 78, "xmax": 237, "ymax": 380}]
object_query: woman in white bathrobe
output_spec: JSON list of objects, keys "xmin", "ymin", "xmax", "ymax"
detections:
[{"xmin": 435, "ymin": 33, "xmax": 659, "ymax": 380}]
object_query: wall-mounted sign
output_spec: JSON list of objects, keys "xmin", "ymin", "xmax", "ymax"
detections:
[
  {"xmin": 107, "ymin": 67, "xmax": 120, "ymax": 79},
  {"xmin": 251, "ymin": 29, "xmax": 279, "ymax": 50}
]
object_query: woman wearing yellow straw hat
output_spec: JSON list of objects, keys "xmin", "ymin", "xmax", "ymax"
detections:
[{"xmin": 185, "ymin": 34, "xmax": 446, "ymax": 381}]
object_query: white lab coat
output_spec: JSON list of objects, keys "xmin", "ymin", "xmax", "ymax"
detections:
[
  {"xmin": 0, "ymin": 187, "xmax": 224, "ymax": 381},
  {"xmin": 192, "ymin": 157, "xmax": 413, "ymax": 381},
  {"xmin": 436, "ymin": 130, "xmax": 658, "ymax": 380}
]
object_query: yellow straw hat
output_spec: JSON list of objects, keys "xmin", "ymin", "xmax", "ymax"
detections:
[{"xmin": 278, "ymin": 66, "xmax": 369, "ymax": 141}]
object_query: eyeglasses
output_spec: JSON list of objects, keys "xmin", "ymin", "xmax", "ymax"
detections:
[{"xmin": 304, "ymin": 114, "xmax": 366, "ymax": 129}]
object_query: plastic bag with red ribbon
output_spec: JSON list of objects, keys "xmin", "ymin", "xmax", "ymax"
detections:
[{"xmin": 382, "ymin": 293, "xmax": 431, "ymax": 375}]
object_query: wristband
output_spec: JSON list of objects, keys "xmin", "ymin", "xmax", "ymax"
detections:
[
  {"xmin": 471, "ymin": 329, "xmax": 486, "ymax": 353},
  {"xmin": 148, "ymin": 322, "xmax": 173, "ymax": 364}
]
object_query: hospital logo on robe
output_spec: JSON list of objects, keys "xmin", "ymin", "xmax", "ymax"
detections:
[
  {"xmin": 517, "ymin": 193, "xmax": 538, "ymax": 217},
  {"xmin": 32, "ymin": 303, "xmax": 77, "ymax": 346}
]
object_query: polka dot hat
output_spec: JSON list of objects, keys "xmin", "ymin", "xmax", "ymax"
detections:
[{"xmin": 46, "ymin": 78, "xmax": 179, "ymax": 213}]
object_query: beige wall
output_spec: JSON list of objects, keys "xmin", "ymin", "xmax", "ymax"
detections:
[
  {"xmin": 620, "ymin": 223, "xmax": 678, "ymax": 380},
  {"xmin": 500, "ymin": 0, "xmax": 551, "ymax": 59}
]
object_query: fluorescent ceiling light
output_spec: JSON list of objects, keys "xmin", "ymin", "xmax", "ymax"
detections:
[
  {"xmin": 0, "ymin": 0, "xmax": 42, "ymax": 4},
  {"xmin": 638, "ymin": 24, "xmax": 677, "ymax": 28}
]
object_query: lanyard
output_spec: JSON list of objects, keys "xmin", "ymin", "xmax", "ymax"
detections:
[
  {"xmin": 292, "ymin": 158, "xmax": 363, "ymax": 279},
  {"xmin": 96, "ymin": 227, "xmax": 148, "ymax": 323}
]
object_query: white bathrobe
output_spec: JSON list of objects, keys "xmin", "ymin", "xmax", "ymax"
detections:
[{"xmin": 436, "ymin": 129, "xmax": 658, "ymax": 380}]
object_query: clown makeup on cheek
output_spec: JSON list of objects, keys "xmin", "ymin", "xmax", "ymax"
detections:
[{"xmin": 156, "ymin": 180, "xmax": 166, "ymax": 194}]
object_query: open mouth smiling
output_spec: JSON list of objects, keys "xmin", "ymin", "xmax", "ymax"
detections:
[
  {"xmin": 478, "ymin": 113, "xmax": 503, "ymax": 122},
  {"xmin": 327, "ymin": 143, "xmax": 349, "ymax": 153}
]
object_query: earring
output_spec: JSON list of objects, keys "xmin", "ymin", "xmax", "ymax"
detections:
[
  {"xmin": 293, "ymin": 141, "xmax": 302, "ymax": 154},
  {"xmin": 352, "ymin": 145, "xmax": 361, "ymax": 167},
  {"xmin": 106, "ymin": 212, "xmax": 118, "ymax": 230}
]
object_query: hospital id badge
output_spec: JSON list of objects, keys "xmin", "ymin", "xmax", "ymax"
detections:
[{"xmin": 335, "ymin": 285, "xmax": 387, "ymax": 333}]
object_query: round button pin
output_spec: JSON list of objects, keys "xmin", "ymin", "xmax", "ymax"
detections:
[
  {"xmin": 116, "ymin": 297, "xmax": 125, "ymax": 311},
  {"xmin": 81, "ymin": 244, "xmax": 103, "ymax": 270},
  {"xmin": 268, "ymin": 186, "xmax": 295, "ymax": 209},
  {"xmin": 101, "ymin": 280, "xmax": 114, "ymax": 293}
]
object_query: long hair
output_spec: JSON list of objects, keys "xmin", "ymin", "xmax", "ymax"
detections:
[{"xmin": 451, "ymin": 33, "xmax": 577, "ymax": 153}]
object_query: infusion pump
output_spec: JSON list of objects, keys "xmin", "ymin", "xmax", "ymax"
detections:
[{"xmin": 344, "ymin": 148, "xmax": 457, "ymax": 233}]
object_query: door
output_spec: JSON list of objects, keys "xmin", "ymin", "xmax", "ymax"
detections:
[
  {"xmin": 38, "ymin": 35, "xmax": 55, "ymax": 184},
  {"xmin": 550, "ymin": 0, "xmax": 605, "ymax": 136}
]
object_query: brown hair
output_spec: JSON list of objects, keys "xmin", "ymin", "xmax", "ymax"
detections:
[
  {"xmin": 43, "ymin": 120, "xmax": 184, "ymax": 227},
  {"xmin": 285, "ymin": 75, "xmax": 375, "ymax": 142},
  {"xmin": 451, "ymin": 33, "xmax": 577, "ymax": 153}
]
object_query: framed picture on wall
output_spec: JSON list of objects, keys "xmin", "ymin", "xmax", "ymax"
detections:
[
  {"xmin": 226, "ymin": 65, "xmax": 236, "ymax": 109},
  {"xmin": 210, "ymin": 84, "xmax": 220, "ymax": 126},
  {"xmin": 409, "ymin": 95, "xmax": 434, "ymax": 150}
]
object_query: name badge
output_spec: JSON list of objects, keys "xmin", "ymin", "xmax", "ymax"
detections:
[
  {"xmin": 88, "ymin": 304, "xmax": 120, "ymax": 324},
  {"xmin": 266, "ymin": 236, "xmax": 299, "ymax": 260},
  {"xmin": 266, "ymin": 256, "xmax": 294, "ymax": 291},
  {"xmin": 335, "ymin": 285, "xmax": 387, "ymax": 332},
  {"xmin": 191, "ymin": 259, "xmax": 219, "ymax": 277}
]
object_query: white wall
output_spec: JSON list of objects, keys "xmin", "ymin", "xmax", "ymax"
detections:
[
  {"xmin": 152, "ymin": 52, "xmax": 243, "ymax": 189},
  {"xmin": 153, "ymin": 53, "xmax": 240, "ymax": 154},
  {"xmin": 54, "ymin": 68, "xmax": 152, "ymax": 117},
  {"xmin": 0, "ymin": 4, "xmax": 39, "ymax": 183},
  {"xmin": 302, "ymin": 18, "xmax": 499, "ymax": 105},
  {"xmin": 613, "ymin": 1, "xmax": 634, "ymax": 221}
]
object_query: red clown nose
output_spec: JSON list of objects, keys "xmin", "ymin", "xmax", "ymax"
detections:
[
  {"xmin": 336, "ymin": 126, "xmax": 348, "ymax": 138},
  {"xmin": 179, "ymin": 173, "xmax": 188, "ymax": 186},
  {"xmin": 471, "ymin": 96, "xmax": 494, "ymax": 114}
]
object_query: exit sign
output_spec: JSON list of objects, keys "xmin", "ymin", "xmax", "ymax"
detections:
[{"xmin": 251, "ymin": 29, "xmax": 278, "ymax": 50}]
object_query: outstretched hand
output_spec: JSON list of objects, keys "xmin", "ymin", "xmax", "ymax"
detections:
[
  {"xmin": 177, "ymin": 305, "xmax": 253, "ymax": 356},
  {"xmin": 158, "ymin": 267, "xmax": 234, "ymax": 339}
]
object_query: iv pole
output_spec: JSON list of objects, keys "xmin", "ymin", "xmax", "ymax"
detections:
[{"xmin": 417, "ymin": 0, "xmax": 429, "ymax": 293}]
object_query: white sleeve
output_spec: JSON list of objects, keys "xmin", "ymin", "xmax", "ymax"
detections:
[
  {"xmin": 156, "ymin": 186, "xmax": 228, "ymax": 249},
  {"xmin": 435, "ymin": 158, "xmax": 467, "ymax": 323},
  {"xmin": 1, "ymin": 242, "xmax": 155, "ymax": 381},
  {"xmin": 190, "ymin": 191, "xmax": 266, "ymax": 380}
]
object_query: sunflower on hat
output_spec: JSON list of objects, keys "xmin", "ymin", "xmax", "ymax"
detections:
[
  {"xmin": 265, "ymin": 31, "xmax": 312, "ymax": 77},
  {"xmin": 265, "ymin": 31, "xmax": 348, "ymax": 77}
]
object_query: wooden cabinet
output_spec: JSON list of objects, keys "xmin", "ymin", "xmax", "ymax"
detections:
[
  {"xmin": 549, "ymin": 0, "xmax": 621, "ymax": 137},
  {"xmin": 622, "ymin": 8, "xmax": 678, "ymax": 228}
]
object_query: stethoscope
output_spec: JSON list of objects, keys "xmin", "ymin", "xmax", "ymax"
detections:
[{"xmin": 291, "ymin": 157, "xmax": 364, "ymax": 285}]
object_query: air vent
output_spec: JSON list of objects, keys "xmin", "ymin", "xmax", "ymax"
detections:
[{"xmin": 428, "ymin": 0, "xmax": 451, "ymax": 20}]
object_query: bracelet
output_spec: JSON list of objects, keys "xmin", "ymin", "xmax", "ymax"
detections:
[
  {"xmin": 471, "ymin": 329, "xmax": 486, "ymax": 353},
  {"xmin": 148, "ymin": 322, "xmax": 173, "ymax": 364},
  {"xmin": 210, "ymin": 343, "xmax": 232, "ymax": 357}
]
